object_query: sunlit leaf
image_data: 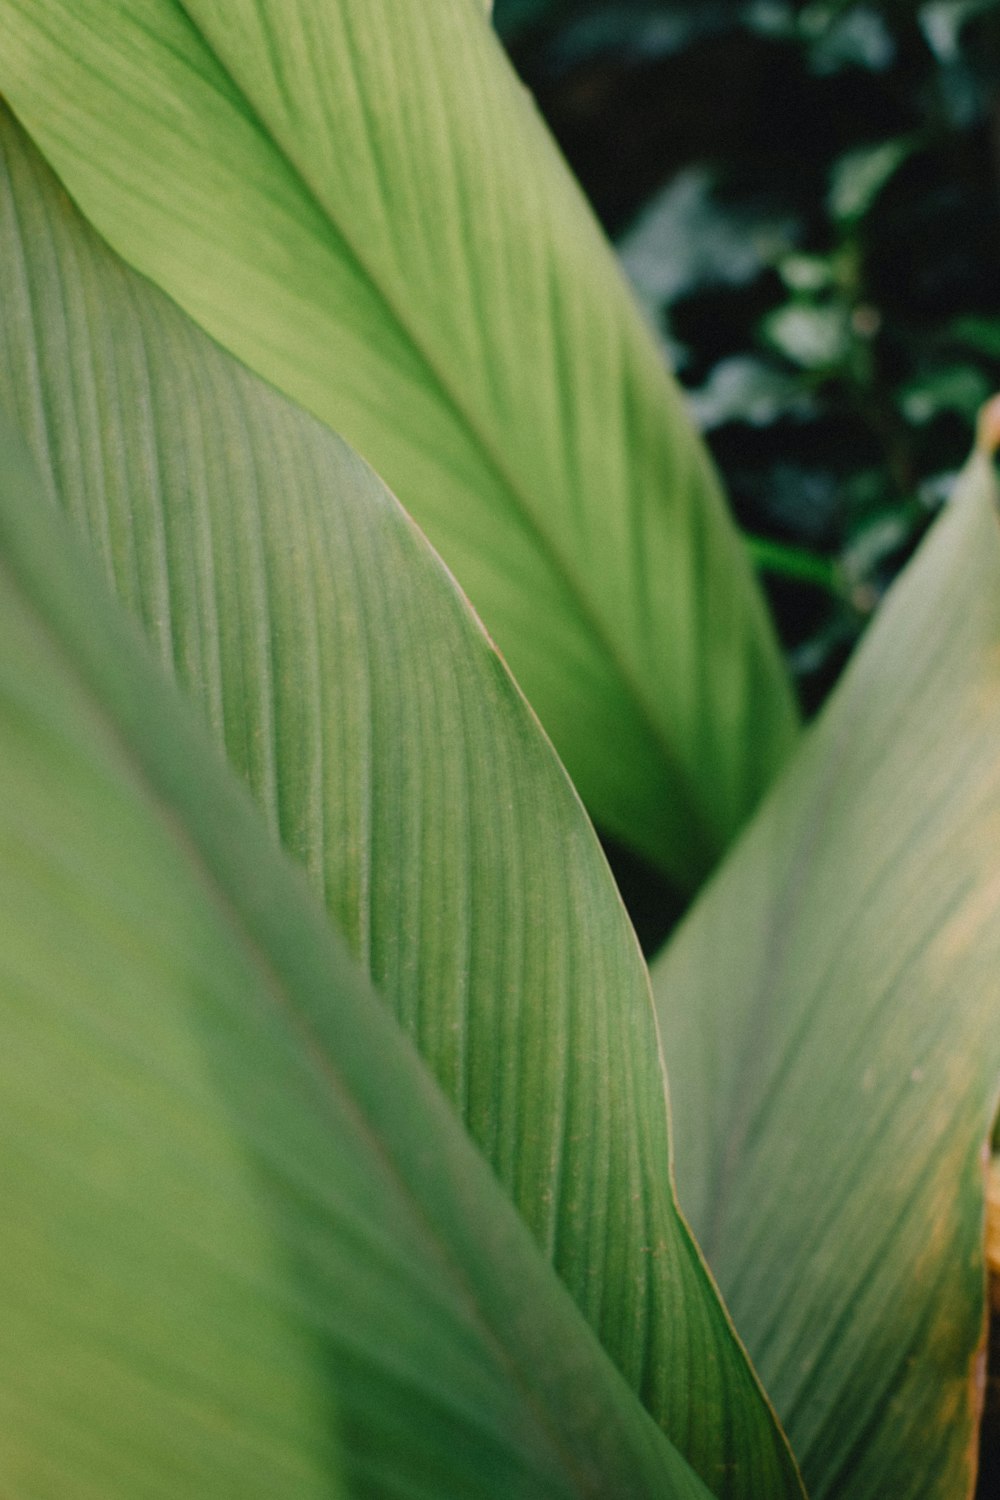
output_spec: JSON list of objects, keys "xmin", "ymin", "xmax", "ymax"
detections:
[
  {"xmin": 653, "ymin": 447, "xmax": 1000, "ymax": 1497},
  {"xmin": 0, "ymin": 0, "xmax": 799, "ymax": 888}
]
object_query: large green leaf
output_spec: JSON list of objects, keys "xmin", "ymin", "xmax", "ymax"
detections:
[
  {"xmin": 0, "ymin": 111, "xmax": 803, "ymax": 1497},
  {"xmin": 0, "ymin": 414, "xmax": 723, "ymax": 1500},
  {"xmin": 0, "ymin": 0, "xmax": 799, "ymax": 889},
  {"xmin": 652, "ymin": 447, "xmax": 1000, "ymax": 1497}
]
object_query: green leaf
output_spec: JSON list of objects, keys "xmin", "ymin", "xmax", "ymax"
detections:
[
  {"xmin": 952, "ymin": 317, "xmax": 1000, "ymax": 361},
  {"xmin": 652, "ymin": 448, "xmax": 1000, "ymax": 1497},
  {"xmin": 827, "ymin": 136, "xmax": 915, "ymax": 226},
  {"xmin": 0, "ymin": 414, "xmax": 722, "ymax": 1500},
  {"xmin": 0, "ymin": 0, "xmax": 799, "ymax": 889},
  {"xmin": 761, "ymin": 302, "xmax": 852, "ymax": 373},
  {"xmin": 897, "ymin": 365, "xmax": 991, "ymax": 427},
  {"xmin": 0, "ymin": 110, "xmax": 803, "ymax": 1497}
]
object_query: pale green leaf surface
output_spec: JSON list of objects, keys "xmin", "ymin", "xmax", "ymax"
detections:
[
  {"xmin": 0, "ymin": 414, "xmax": 723, "ymax": 1499},
  {"xmin": 0, "ymin": 0, "xmax": 799, "ymax": 888},
  {"xmin": 0, "ymin": 112, "xmax": 802, "ymax": 1497},
  {"xmin": 652, "ymin": 451, "xmax": 1000, "ymax": 1497}
]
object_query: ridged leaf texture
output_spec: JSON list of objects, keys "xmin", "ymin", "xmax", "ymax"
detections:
[
  {"xmin": 0, "ymin": 0, "xmax": 799, "ymax": 889},
  {"xmin": 0, "ymin": 411, "xmax": 722, "ymax": 1500},
  {"xmin": 653, "ymin": 449, "xmax": 1000, "ymax": 1497},
  {"xmin": 0, "ymin": 110, "xmax": 803, "ymax": 1498}
]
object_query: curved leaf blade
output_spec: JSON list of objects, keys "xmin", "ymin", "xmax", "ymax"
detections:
[
  {"xmin": 0, "ymin": 412, "xmax": 722, "ymax": 1499},
  {"xmin": 0, "ymin": 111, "xmax": 803, "ymax": 1497},
  {"xmin": 0, "ymin": 0, "xmax": 799, "ymax": 888},
  {"xmin": 652, "ymin": 449, "xmax": 1000, "ymax": 1497}
]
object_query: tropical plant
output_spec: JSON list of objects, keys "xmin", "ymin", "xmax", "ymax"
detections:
[{"xmin": 0, "ymin": 3, "xmax": 996, "ymax": 1497}]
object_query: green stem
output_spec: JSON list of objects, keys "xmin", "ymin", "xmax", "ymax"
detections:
[{"xmin": 744, "ymin": 533, "xmax": 842, "ymax": 594}]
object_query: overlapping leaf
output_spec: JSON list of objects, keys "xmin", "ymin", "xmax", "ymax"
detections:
[
  {"xmin": 0, "ymin": 412, "xmax": 727, "ymax": 1500},
  {"xmin": 0, "ymin": 0, "xmax": 799, "ymax": 888},
  {"xmin": 0, "ymin": 111, "xmax": 802, "ymax": 1496},
  {"xmin": 652, "ymin": 448, "xmax": 1000, "ymax": 1497}
]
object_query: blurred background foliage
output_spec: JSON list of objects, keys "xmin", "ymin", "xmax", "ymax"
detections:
[{"xmin": 495, "ymin": 0, "xmax": 1000, "ymax": 716}]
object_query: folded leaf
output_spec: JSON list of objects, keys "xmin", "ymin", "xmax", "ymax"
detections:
[
  {"xmin": 652, "ymin": 448, "xmax": 1000, "ymax": 1497},
  {"xmin": 0, "ymin": 413, "xmax": 726, "ymax": 1499},
  {"xmin": 0, "ymin": 0, "xmax": 798, "ymax": 888},
  {"xmin": 0, "ymin": 110, "xmax": 803, "ymax": 1497}
]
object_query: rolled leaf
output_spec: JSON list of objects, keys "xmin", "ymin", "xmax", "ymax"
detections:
[
  {"xmin": 0, "ymin": 110, "xmax": 802, "ymax": 1497},
  {"xmin": 0, "ymin": 0, "xmax": 799, "ymax": 888},
  {"xmin": 652, "ymin": 447, "xmax": 1000, "ymax": 1497}
]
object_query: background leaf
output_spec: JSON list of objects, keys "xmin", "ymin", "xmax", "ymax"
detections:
[
  {"xmin": 0, "ymin": 110, "xmax": 802, "ymax": 1498},
  {"xmin": 0, "ymin": 411, "xmax": 722, "ymax": 1500},
  {"xmin": 491, "ymin": 2, "xmax": 1000, "ymax": 730},
  {"xmin": 652, "ymin": 446, "xmax": 1000, "ymax": 1497},
  {"xmin": 0, "ymin": 0, "xmax": 799, "ymax": 889}
]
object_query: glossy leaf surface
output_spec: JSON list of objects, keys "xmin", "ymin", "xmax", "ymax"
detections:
[
  {"xmin": 653, "ymin": 450, "xmax": 1000, "ymax": 1498},
  {"xmin": 0, "ymin": 0, "xmax": 799, "ymax": 888}
]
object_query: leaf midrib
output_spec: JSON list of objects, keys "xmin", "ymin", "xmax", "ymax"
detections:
[{"xmin": 158, "ymin": 0, "xmax": 711, "ymax": 847}]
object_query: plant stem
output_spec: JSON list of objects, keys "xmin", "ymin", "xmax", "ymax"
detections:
[{"xmin": 744, "ymin": 532, "xmax": 842, "ymax": 593}]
